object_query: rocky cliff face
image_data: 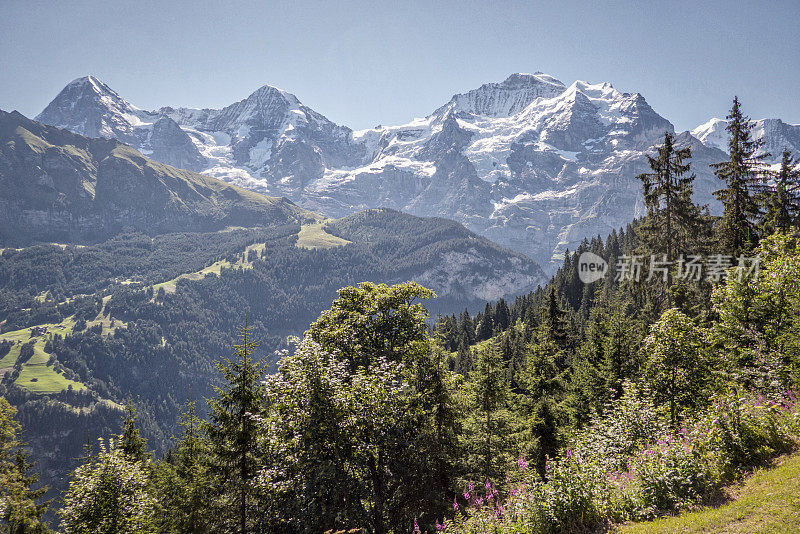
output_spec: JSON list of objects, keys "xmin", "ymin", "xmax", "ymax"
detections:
[{"xmin": 42, "ymin": 73, "xmax": 791, "ymax": 271}]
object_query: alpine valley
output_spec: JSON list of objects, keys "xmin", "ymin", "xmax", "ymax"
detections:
[
  {"xmin": 0, "ymin": 107, "xmax": 546, "ymax": 503},
  {"xmin": 36, "ymin": 73, "xmax": 800, "ymax": 271},
  {"xmin": 3, "ymin": 70, "xmax": 800, "ymax": 529}
]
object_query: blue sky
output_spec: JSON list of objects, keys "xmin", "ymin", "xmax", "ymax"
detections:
[{"xmin": 1, "ymin": 0, "xmax": 798, "ymax": 131}]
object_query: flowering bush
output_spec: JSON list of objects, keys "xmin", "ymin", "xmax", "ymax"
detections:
[{"xmin": 440, "ymin": 386, "xmax": 799, "ymax": 533}]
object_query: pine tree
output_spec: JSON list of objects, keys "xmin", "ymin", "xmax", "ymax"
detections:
[
  {"xmin": 454, "ymin": 340, "xmax": 474, "ymax": 377},
  {"xmin": 640, "ymin": 132, "xmax": 712, "ymax": 266},
  {"xmin": 153, "ymin": 396, "xmax": 213, "ymax": 534},
  {"xmin": 601, "ymin": 304, "xmax": 640, "ymax": 399},
  {"xmin": 636, "ymin": 132, "xmax": 707, "ymax": 260},
  {"xmin": 0, "ymin": 398, "xmax": 50, "ymax": 534},
  {"xmin": 462, "ymin": 341, "xmax": 517, "ymax": 485},
  {"xmin": 206, "ymin": 322, "xmax": 267, "ymax": 534},
  {"xmin": 494, "ymin": 299, "xmax": 511, "ymax": 332},
  {"xmin": 522, "ymin": 325, "xmax": 565, "ymax": 477},
  {"xmin": 458, "ymin": 309, "xmax": 475, "ymax": 346},
  {"xmin": 712, "ymin": 97, "xmax": 770, "ymax": 255},
  {"xmin": 407, "ymin": 344, "xmax": 461, "ymax": 530},
  {"xmin": 119, "ymin": 403, "xmax": 148, "ymax": 463},
  {"xmin": 763, "ymin": 150, "xmax": 800, "ymax": 234},
  {"xmin": 542, "ymin": 287, "xmax": 569, "ymax": 351},
  {"xmin": 475, "ymin": 303, "xmax": 494, "ymax": 341}
]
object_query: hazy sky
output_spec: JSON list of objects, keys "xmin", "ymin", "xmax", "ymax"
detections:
[{"xmin": 2, "ymin": 0, "xmax": 798, "ymax": 132}]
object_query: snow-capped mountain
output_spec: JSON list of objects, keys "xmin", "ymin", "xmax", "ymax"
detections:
[
  {"xmin": 37, "ymin": 76, "xmax": 206, "ymax": 171},
  {"xmin": 692, "ymin": 117, "xmax": 800, "ymax": 164},
  {"xmin": 36, "ymin": 73, "xmax": 744, "ymax": 271}
]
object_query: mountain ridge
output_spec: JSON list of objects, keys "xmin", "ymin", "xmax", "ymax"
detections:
[
  {"xmin": 35, "ymin": 73, "xmax": 795, "ymax": 271},
  {"xmin": 0, "ymin": 109, "xmax": 315, "ymax": 246}
]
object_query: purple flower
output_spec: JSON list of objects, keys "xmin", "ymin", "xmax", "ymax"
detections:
[
  {"xmin": 413, "ymin": 518, "xmax": 420, "ymax": 533},
  {"xmin": 436, "ymin": 521, "xmax": 443, "ymax": 531},
  {"xmin": 453, "ymin": 498, "xmax": 459, "ymax": 511}
]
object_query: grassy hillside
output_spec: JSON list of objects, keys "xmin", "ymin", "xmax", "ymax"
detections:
[
  {"xmin": 0, "ymin": 110, "xmax": 315, "ymax": 245},
  {"xmin": 620, "ymin": 453, "xmax": 800, "ymax": 534}
]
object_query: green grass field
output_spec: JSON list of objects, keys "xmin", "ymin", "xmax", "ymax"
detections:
[
  {"xmin": 295, "ymin": 221, "xmax": 350, "ymax": 249},
  {"xmin": 619, "ymin": 453, "xmax": 800, "ymax": 534},
  {"xmin": 0, "ymin": 320, "xmax": 87, "ymax": 393},
  {"xmin": 151, "ymin": 221, "xmax": 348, "ymax": 294}
]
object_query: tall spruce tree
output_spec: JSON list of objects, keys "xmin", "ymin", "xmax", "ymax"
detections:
[
  {"xmin": 636, "ymin": 131, "xmax": 708, "ymax": 262},
  {"xmin": 475, "ymin": 303, "xmax": 495, "ymax": 341},
  {"xmin": 763, "ymin": 150, "xmax": 800, "ymax": 234},
  {"xmin": 206, "ymin": 322, "xmax": 267, "ymax": 534},
  {"xmin": 712, "ymin": 97, "xmax": 770, "ymax": 254},
  {"xmin": 152, "ymin": 396, "xmax": 213, "ymax": 534},
  {"xmin": 119, "ymin": 403, "xmax": 148, "ymax": 463},
  {"xmin": 0, "ymin": 398, "xmax": 50, "ymax": 534},
  {"xmin": 543, "ymin": 287, "xmax": 569, "ymax": 350},
  {"xmin": 523, "ymin": 323, "xmax": 565, "ymax": 477},
  {"xmin": 463, "ymin": 341, "xmax": 517, "ymax": 485}
]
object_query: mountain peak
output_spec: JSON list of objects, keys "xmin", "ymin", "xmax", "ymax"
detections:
[
  {"xmin": 439, "ymin": 72, "xmax": 567, "ymax": 118},
  {"xmin": 36, "ymin": 75, "xmax": 148, "ymax": 142},
  {"xmin": 243, "ymin": 83, "xmax": 302, "ymax": 107},
  {"xmin": 501, "ymin": 72, "xmax": 565, "ymax": 88},
  {"xmin": 61, "ymin": 75, "xmax": 121, "ymax": 100}
]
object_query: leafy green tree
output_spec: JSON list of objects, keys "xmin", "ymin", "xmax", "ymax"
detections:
[
  {"xmin": 712, "ymin": 232, "xmax": 800, "ymax": 390},
  {"xmin": 59, "ymin": 438, "xmax": 155, "ymax": 534},
  {"xmin": 712, "ymin": 97, "xmax": 770, "ymax": 255},
  {"xmin": 307, "ymin": 281, "xmax": 434, "ymax": 370},
  {"xmin": 263, "ymin": 283, "xmax": 450, "ymax": 533},
  {"xmin": 206, "ymin": 322, "xmax": 267, "ymax": 534},
  {"xmin": 642, "ymin": 308, "xmax": 712, "ymax": 427},
  {"xmin": 263, "ymin": 337, "xmax": 359, "ymax": 532},
  {"xmin": 0, "ymin": 398, "xmax": 49, "ymax": 534}
]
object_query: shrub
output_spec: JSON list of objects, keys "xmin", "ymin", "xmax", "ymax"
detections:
[{"xmin": 441, "ymin": 387, "xmax": 799, "ymax": 533}]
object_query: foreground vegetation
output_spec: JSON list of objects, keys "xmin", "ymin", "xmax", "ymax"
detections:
[{"xmin": 620, "ymin": 452, "xmax": 800, "ymax": 534}]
